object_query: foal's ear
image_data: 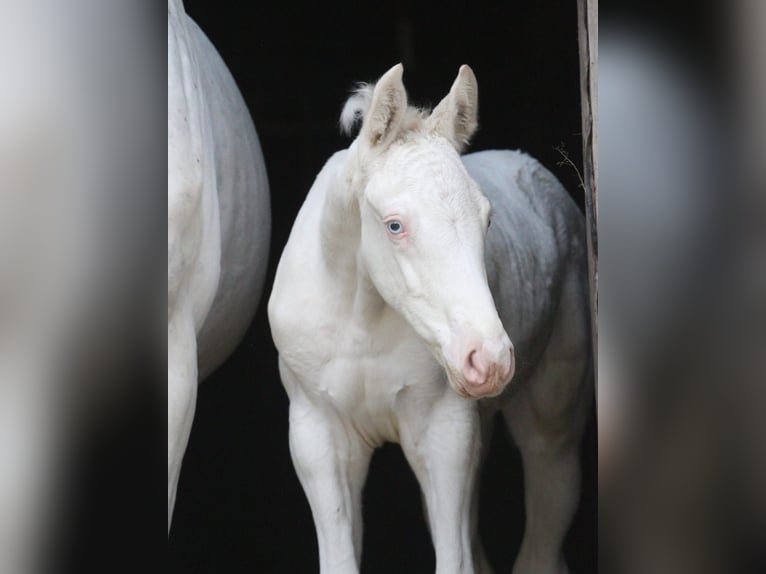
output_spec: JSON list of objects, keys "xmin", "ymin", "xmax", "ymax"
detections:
[
  {"xmin": 427, "ymin": 65, "xmax": 479, "ymax": 152},
  {"xmin": 359, "ymin": 63, "xmax": 407, "ymax": 152}
]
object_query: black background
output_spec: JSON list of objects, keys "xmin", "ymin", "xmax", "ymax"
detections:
[{"xmin": 169, "ymin": 1, "xmax": 595, "ymax": 572}]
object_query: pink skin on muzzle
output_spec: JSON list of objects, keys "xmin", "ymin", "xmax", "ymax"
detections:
[{"xmin": 444, "ymin": 332, "xmax": 515, "ymax": 399}]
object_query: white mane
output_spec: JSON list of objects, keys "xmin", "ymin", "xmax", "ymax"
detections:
[{"xmin": 339, "ymin": 82, "xmax": 430, "ymax": 138}]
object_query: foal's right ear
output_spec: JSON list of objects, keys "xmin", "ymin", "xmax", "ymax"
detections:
[{"xmin": 359, "ymin": 63, "xmax": 407, "ymax": 152}]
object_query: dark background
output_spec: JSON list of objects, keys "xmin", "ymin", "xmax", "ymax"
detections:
[{"xmin": 169, "ymin": 1, "xmax": 595, "ymax": 572}]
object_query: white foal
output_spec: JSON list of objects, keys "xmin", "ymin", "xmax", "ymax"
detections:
[
  {"xmin": 167, "ymin": 0, "xmax": 270, "ymax": 531},
  {"xmin": 269, "ymin": 64, "xmax": 590, "ymax": 574}
]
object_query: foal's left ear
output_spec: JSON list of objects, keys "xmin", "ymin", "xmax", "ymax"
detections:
[{"xmin": 427, "ymin": 65, "xmax": 479, "ymax": 152}]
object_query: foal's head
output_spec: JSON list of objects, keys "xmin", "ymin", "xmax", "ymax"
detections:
[{"xmin": 342, "ymin": 64, "xmax": 513, "ymax": 399}]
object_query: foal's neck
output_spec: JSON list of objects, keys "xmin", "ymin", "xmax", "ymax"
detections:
[{"xmin": 318, "ymin": 150, "xmax": 386, "ymax": 321}]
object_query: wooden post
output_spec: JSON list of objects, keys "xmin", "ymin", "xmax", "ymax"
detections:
[{"xmin": 577, "ymin": 0, "xmax": 598, "ymax": 390}]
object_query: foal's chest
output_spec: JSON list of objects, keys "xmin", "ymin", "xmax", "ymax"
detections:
[{"xmin": 282, "ymin": 312, "xmax": 443, "ymax": 445}]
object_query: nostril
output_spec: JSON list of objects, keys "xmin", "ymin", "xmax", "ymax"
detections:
[
  {"xmin": 467, "ymin": 349, "xmax": 478, "ymax": 370},
  {"xmin": 463, "ymin": 349, "xmax": 486, "ymax": 385}
]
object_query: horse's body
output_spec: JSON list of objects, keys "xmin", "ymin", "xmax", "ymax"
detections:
[
  {"xmin": 167, "ymin": 0, "xmax": 270, "ymax": 529},
  {"xmin": 269, "ymin": 65, "xmax": 590, "ymax": 574}
]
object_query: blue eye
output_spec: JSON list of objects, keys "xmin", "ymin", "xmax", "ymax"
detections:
[{"xmin": 386, "ymin": 220, "xmax": 404, "ymax": 235}]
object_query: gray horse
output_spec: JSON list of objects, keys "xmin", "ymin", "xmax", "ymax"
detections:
[{"xmin": 168, "ymin": 0, "xmax": 270, "ymax": 531}]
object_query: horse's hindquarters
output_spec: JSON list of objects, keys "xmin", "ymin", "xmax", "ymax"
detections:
[{"xmin": 187, "ymin": 17, "xmax": 271, "ymax": 379}]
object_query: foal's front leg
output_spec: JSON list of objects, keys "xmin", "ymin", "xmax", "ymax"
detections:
[
  {"xmin": 400, "ymin": 391, "xmax": 482, "ymax": 574},
  {"xmin": 285, "ymin": 376, "xmax": 372, "ymax": 574}
]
